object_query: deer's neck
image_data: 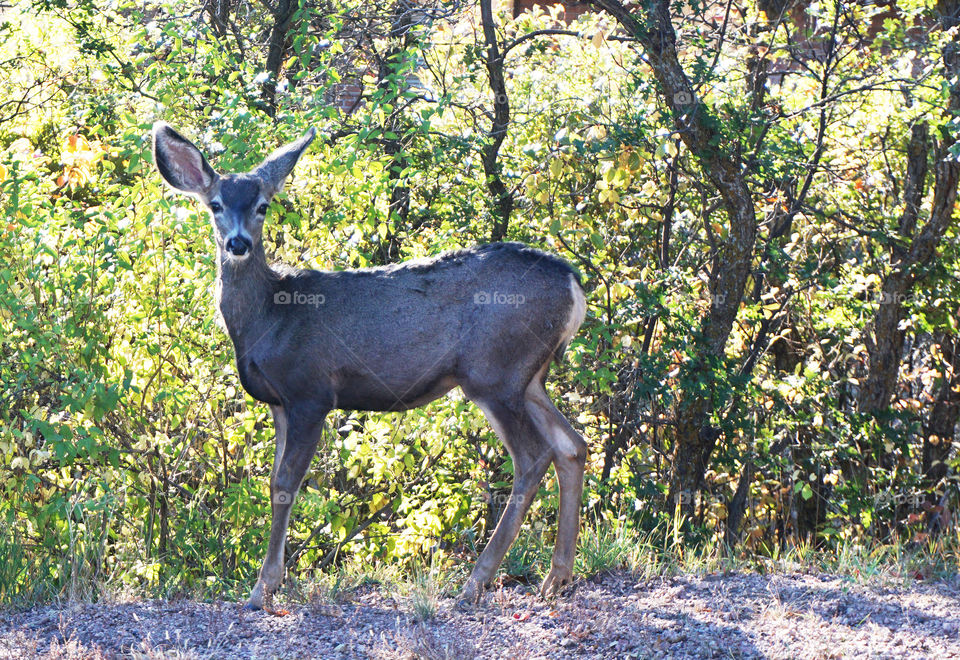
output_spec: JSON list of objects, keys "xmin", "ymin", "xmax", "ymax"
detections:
[{"xmin": 215, "ymin": 244, "xmax": 278, "ymax": 349}]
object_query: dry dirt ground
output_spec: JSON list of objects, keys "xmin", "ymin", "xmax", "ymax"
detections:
[{"xmin": 1, "ymin": 570, "xmax": 959, "ymax": 659}]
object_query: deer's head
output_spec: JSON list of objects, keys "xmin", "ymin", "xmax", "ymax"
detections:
[{"xmin": 152, "ymin": 122, "xmax": 315, "ymax": 261}]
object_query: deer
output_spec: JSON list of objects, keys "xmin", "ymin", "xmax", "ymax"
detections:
[{"xmin": 151, "ymin": 122, "xmax": 588, "ymax": 610}]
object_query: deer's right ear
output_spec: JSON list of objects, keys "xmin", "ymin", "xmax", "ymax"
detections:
[{"xmin": 152, "ymin": 122, "xmax": 218, "ymax": 195}]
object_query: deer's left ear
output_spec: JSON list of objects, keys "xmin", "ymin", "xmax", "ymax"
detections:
[{"xmin": 254, "ymin": 127, "xmax": 316, "ymax": 194}]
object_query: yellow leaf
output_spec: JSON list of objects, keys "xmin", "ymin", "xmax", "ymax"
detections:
[
  {"xmin": 656, "ymin": 138, "xmax": 678, "ymax": 159},
  {"xmin": 58, "ymin": 165, "xmax": 89, "ymax": 189},
  {"xmin": 8, "ymin": 137, "xmax": 33, "ymax": 158},
  {"xmin": 601, "ymin": 189, "xmax": 620, "ymax": 204},
  {"xmin": 64, "ymin": 134, "xmax": 89, "ymax": 154},
  {"xmin": 620, "ymin": 148, "xmax": 644, "ymax": 172},
  {"xmin": 592, "ymin": 31, "xmax": 605, "ymax": 49},
  {"xmin": 0, "ymin": 163, "xmax": 6, "ymax": 182},
  {"xmin": 587, "ymin": 124, "xmax": 607, "ymax": 140}
]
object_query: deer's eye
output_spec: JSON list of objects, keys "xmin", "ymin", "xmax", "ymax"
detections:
[
  {"xmin": 209, "ymin": 202, "xmax": 223, "ymax": 213},
  {"xmin": 257, "ymin": 203, "xmax": 269, "ymax": 215}
]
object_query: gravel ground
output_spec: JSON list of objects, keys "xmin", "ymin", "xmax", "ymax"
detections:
[{"xmin": 2, "ymin": 570, "xmax": 959, "ymax": 659}]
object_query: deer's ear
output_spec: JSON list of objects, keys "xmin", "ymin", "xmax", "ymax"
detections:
[
  {"xmin": 254, "ymin": 127, "xmax": 316, "ymax": 193},
  {"xmin": 152, "ymin": 122, "xmax": 218, "ymax": 195}
]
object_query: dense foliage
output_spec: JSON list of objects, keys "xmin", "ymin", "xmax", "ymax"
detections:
[{"xmin": 2, "ymin": 0, "xmax": 959, "ymax": 603}]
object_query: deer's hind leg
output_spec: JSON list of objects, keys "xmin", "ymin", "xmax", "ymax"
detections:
[
  {"xmin": 460, "ymin": 394, "xmax": 554, "ymax": 604},
  {"xmin": 525, "ymin": 369, "xmax": 587, "ymax": 597}
]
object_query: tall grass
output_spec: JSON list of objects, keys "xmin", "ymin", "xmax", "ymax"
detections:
[{"xmin": 6, "ymin": 511, "xmax": 960, "ymax": 610}]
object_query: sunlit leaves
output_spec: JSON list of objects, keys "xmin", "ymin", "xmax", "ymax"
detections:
[
  {"xmin": 56, "ymin": 133, "xmax": 104, "ymax": 189},
  {"xmin": 0, "ymin": 0, "xmax": 958, "ymax": 603}
]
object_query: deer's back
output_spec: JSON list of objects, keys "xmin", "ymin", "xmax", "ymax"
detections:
[{"xmin": 244, "ymin": 243, "xmax": 580, "ymax": 411}]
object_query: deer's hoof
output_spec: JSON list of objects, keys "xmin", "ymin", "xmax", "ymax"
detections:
[
  {"xmin": 245, "ymin": 581, "xmax": 267, "ymax": 611},
  {"xmin": 540, "ymin": 566, "xmax": 574, "ymax": 598},
  {"xmin": 458, "ymin": 580, "xmax": 482, "ymax": 609}
]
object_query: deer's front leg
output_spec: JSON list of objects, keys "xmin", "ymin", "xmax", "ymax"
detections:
[{"xmin": 247, "ymin": 407, "xmax": 325, "ymax": 610}]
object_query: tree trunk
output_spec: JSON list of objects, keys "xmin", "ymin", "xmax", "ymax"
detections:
[
  {"xmin": 260, "ymin": 0, "xmax": 299, "ymax": 116},
  {"xmin": 922, "ymin": 332, "xmax": 960, "ymax": 533},
  {"xmin": 724, "ymin": 457, "xmax": 753, "ymax": 546},
  {"xmin": 374, "ymin": 6, "xmax": 417, "ymax": 264},
  {"xmin": 588, "ymin": 0, "xmax": 758, "ymax": 515},
  {"xmin": 858, "ymin": 3, "xmax": 960, "ymax": 477},
  {"xmin": 858, "ymin": 272, "xmax": 911, "ymax": 414},
  {"xmin": 480, "ymin": 0, "xmax": 514, "ymax": 242},
  {"xmin": 858, "ymin": 124, "xmax": 929, "ymax": 414}
]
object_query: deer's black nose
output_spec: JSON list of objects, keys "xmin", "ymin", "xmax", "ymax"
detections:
[{"xmin": 225, "ymin": 236, "xmax": 251, "ymax": 256}]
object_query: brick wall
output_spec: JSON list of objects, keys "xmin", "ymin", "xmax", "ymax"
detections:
[
  {"xmin": 511, "ymin": 0, "xmax": 595, "ymax": 23},
  {"xmin": 328, "ymin": 81, "xmax": 364, "ymax": 114}
]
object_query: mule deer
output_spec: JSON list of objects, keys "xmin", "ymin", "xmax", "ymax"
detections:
[{"xmin": 152, "ymin": 122, "xmax": 587, "ymax": 609}]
